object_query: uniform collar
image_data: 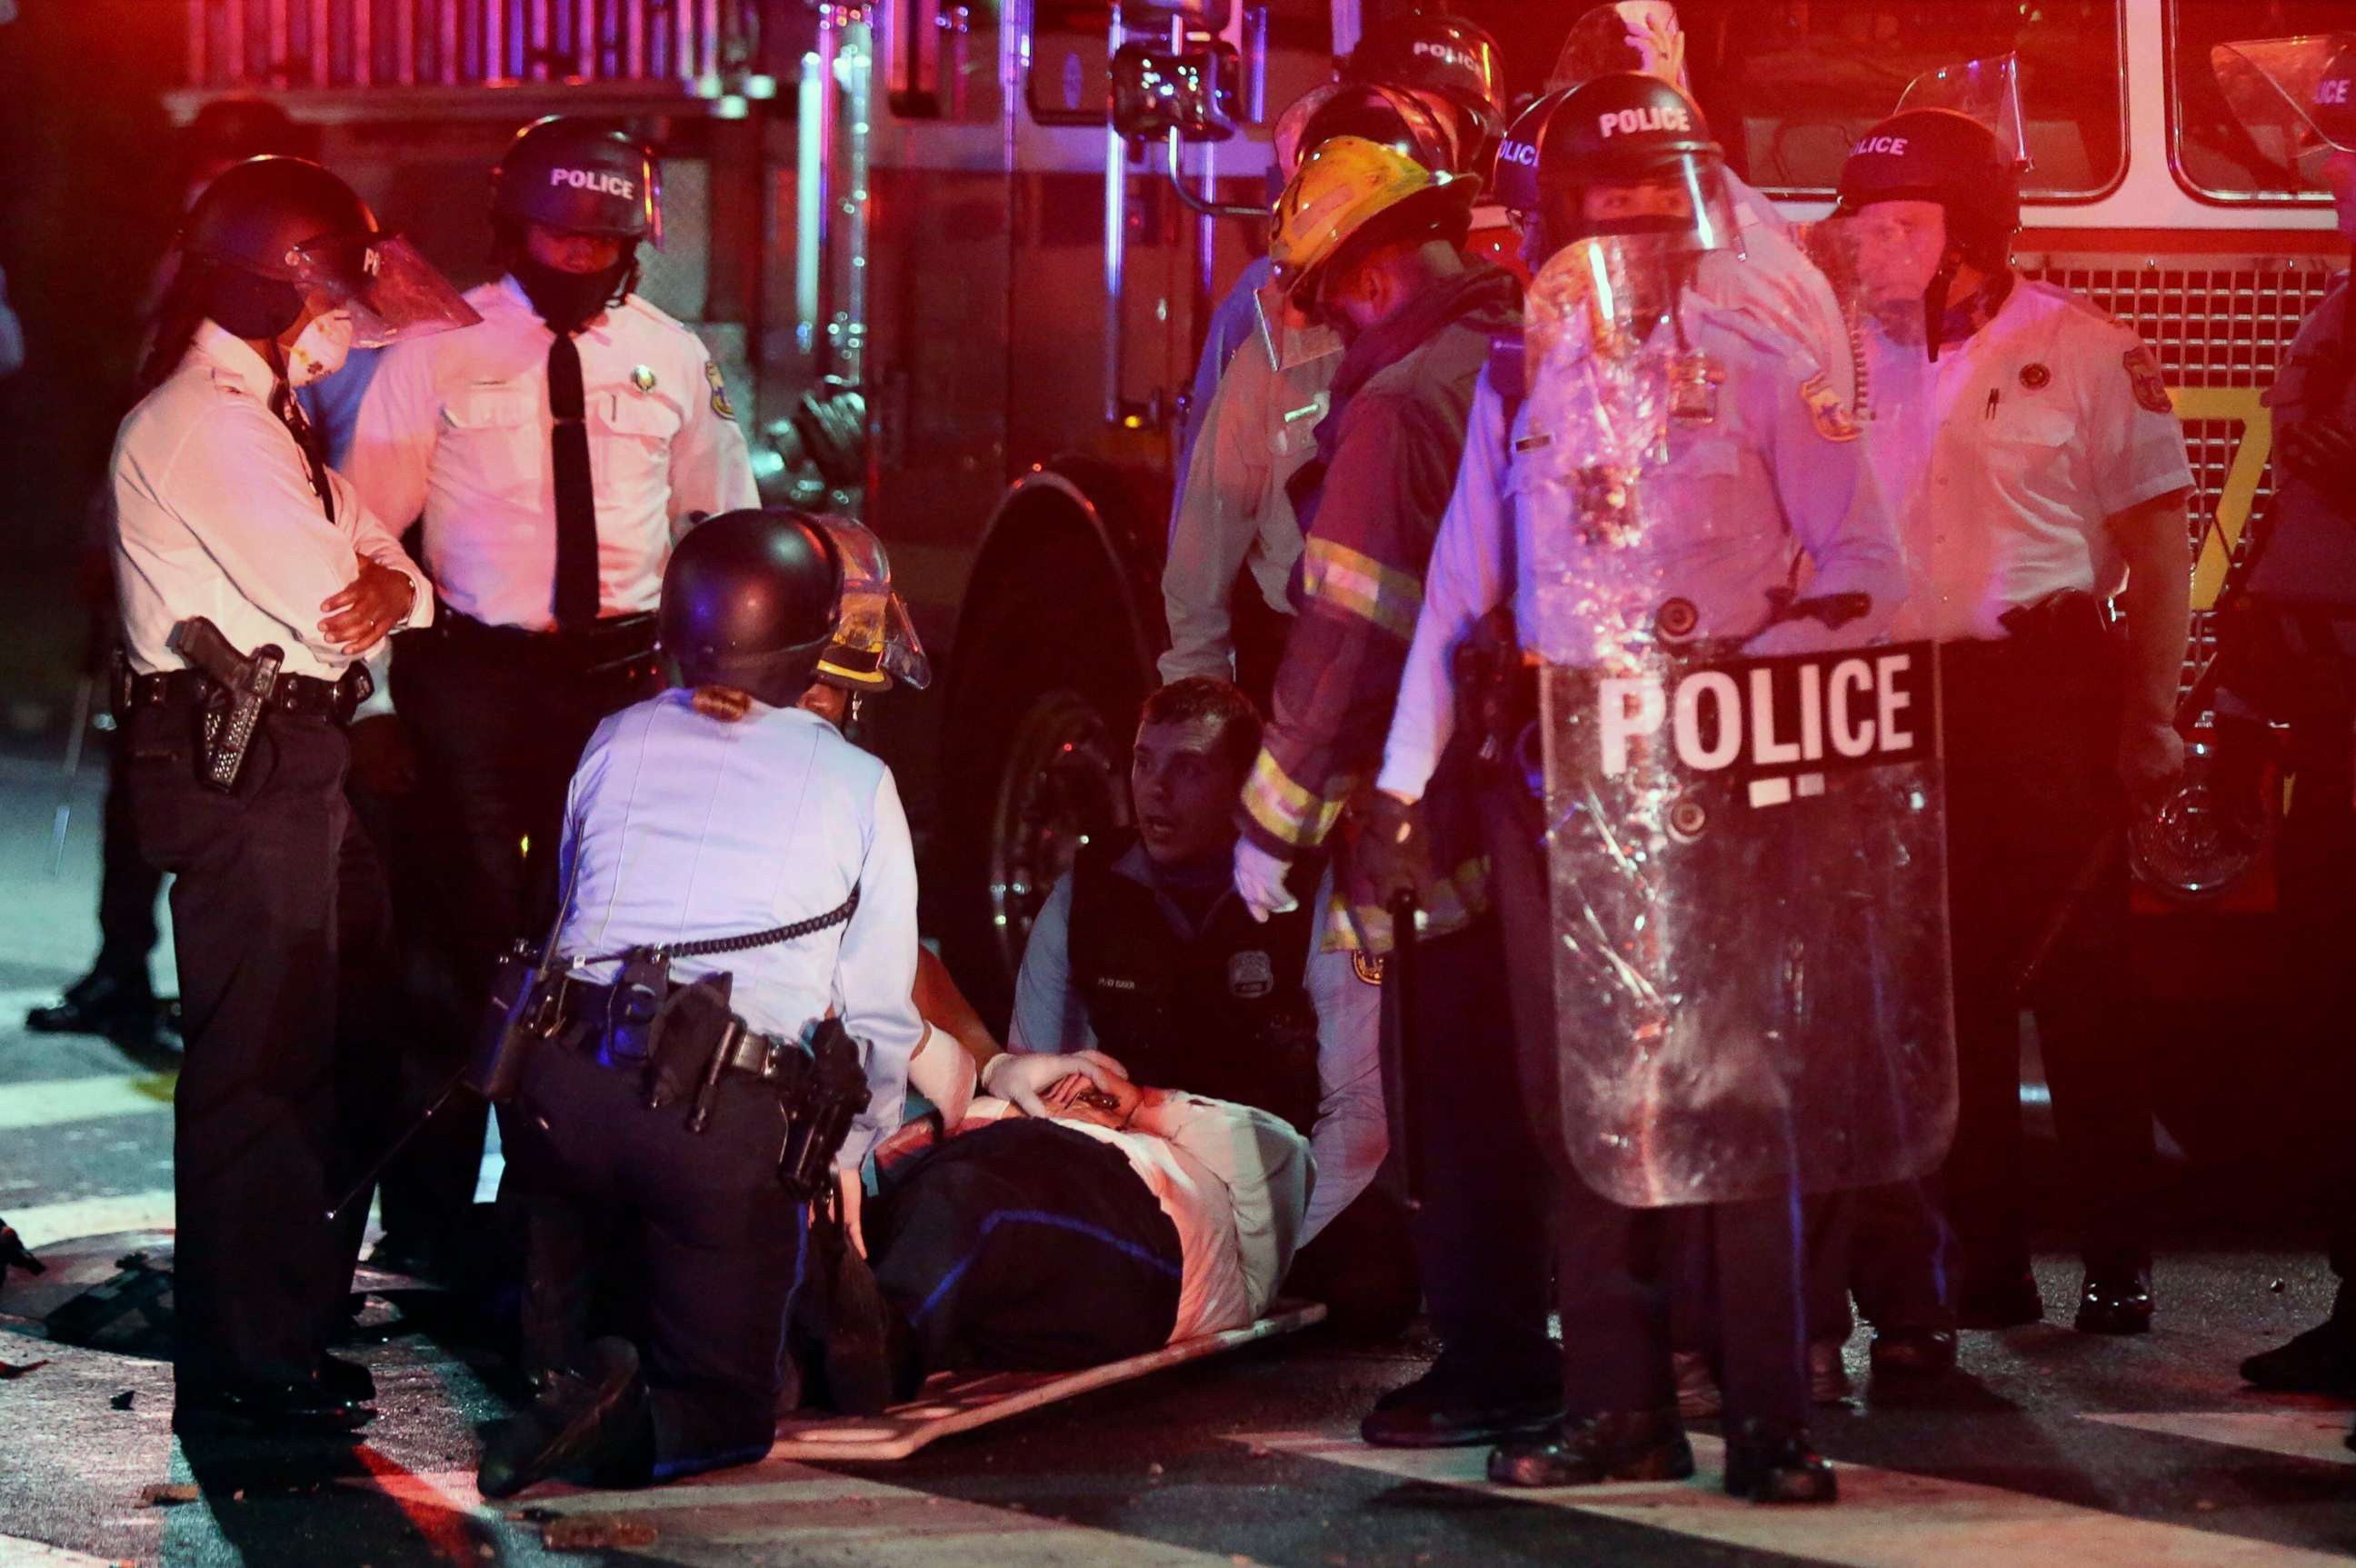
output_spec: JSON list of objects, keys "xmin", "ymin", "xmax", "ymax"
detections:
[{"xmin": 189, "ymin": 319, "xmax": 282, "ymax": 399}]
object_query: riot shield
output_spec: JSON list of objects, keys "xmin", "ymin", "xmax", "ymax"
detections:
[
  {"xmin": 2212, "ymin": 35, "xmax": 2356, "ymax": 185},
  {"xmin": 1549, "ymin": 3, "xmax": 1688, "ymax": 95},
  {"xmin": 1519, "ymin": 237, "xmax": 1955, "ymax": 1209}
]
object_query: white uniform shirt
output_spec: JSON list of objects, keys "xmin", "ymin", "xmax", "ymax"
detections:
[
  {"xmin": 345, "ymin": 278, "xmax": 758, "ymax": 629},
  {"xmin": 1006, "ymin": 854, "xmax": 1384, "ymax": 1244},
  {"xmin": 1862, "ymin": 280, "xmax": 2194, "ymax": 644},
  {"xmin": 1379, "ymin": 305, "xmax": 1902, "ymax": 801},
  {"xmin": 957, "ymin": 1092, "xmax": 1312, "ymax": 1342},
  {"xmin": 1718, "ymin": 172, "xmax": 1858, "ymax": 411},
  {"xmin": 554, "ymin": 692, "xmax": 923, "ymax": 1172},
  {"xmin": 113, "ymin": 321, "xmax": 433, "ymax": 680}
]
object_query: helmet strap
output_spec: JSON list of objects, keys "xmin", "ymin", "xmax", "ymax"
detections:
[{"xmin": 1922, "ymin": 248, "xmax": 1962, "ymax": 364}]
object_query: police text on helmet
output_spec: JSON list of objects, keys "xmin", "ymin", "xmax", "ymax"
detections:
[
  {"xmin": 1597, "ymin": 104, "xmax": 1692, "ymax": 139},
  {"xmin": 1853, "ymin": 135, "xmax": 1910, "ymax": 156},
  {"xmin": 2322, "ymin": 78, "xmax": 2352, "ymax": 105},
  {"xmin": 550, "ymin": 168, "xmax": 636, "ymax": 198},
  {"xmin": 1499, "ymin": 139, "xmax": 1541, "ymax": 168}
]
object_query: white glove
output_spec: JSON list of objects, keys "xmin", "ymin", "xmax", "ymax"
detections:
[
  {"xmin": 835, "ymin": 1168, "xmax": 866, "ymax": 1259},
  {"xmin": 979, "ymin": 1048, "xmax": 1132, "ymax": 1119},
  {"xmin": 1233, "ymin": 837, "xmax": 1299, "ymax": 924}
]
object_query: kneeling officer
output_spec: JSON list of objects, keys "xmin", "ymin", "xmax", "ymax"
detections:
[{"xmin": 478, "ymin": 508, "xmax": 924, "ymax": 1496}]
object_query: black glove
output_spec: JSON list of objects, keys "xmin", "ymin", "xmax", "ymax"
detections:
[
  {"xmin": 1344, "ymin": 790, "xmax": 1431, "ymax": 926},
  {"xmin": 2280, "ymin": 419, "xmax": 2356, "ymax": 515}
]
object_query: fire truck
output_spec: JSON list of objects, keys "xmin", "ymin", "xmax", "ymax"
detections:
[{"xmin": 171, "ymin": 1, "xmax": 2341, "ymax": 1066}]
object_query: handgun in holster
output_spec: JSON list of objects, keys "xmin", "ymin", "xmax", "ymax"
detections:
[
  {"xmin": 778, "ymin": 1019, "xmax": 870, "ymax": 1201},
  {"xmin": 1453, "ymin": 604, "xmax": 1532, "ymax": 769},
  {"xmin": 165, "ymin": 617, "xmax": 282, "ymax": 793}
]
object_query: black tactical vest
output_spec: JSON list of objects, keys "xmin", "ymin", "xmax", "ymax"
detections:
[{"xmin": 1065, "ymin": 838, "xmax": 1323, "ymax": 1134}]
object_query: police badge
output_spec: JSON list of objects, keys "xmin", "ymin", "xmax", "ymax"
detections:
[
  {"xmin": 1227, "ymin": 950, "xmax": 1276, "ymax": 1000},
  {"xmin": 1668, "ymin": 351, "xmax": 1725, "ymax": 423},
  {"xmin": 2123, "ymin": 345, "xmax": 2172, "ymax": 414},
  {"xmin": 1798, "ymin": 371, "xmax": 1862, "ymax": 443}
]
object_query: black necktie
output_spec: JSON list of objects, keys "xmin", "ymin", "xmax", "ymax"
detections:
[
  {"xmin": 274, "ymin": 385, "xmax": 334, "ymax": 521},
  {"xmin": 548, "ymin": 332, "xmax": 600, "ymax": 628}
]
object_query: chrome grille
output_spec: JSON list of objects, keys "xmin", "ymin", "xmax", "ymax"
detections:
[
  {"xmin": 2023, "ymin": 255, "xmax": 2340, "ymax": 693},
  {"xmin": 183, "ymin": 0, "xmax": 747, "ymax": 89}
]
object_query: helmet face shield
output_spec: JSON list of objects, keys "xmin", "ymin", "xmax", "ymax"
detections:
[
  {"xmin": 1896, "ymin": 53, "xmax": 2032, "ymax": 172},
  {"xmin": 1551, "ymin": 3, "xmax": 1689, "ymax": 95},
  {"xmin": 813, "ymin": 517, "xmax": 932, "ymax": 693},
  {"xmin": 2213, "ymin": 35, "xmax": 2356, "ymax": 186},
  {"xmin": 1544, "ymin": 153, "xmax": 1740, "ymax": 257},
  {"xmin": 287, "ymin": 235, "xmax": 479, "ymax": 348}
]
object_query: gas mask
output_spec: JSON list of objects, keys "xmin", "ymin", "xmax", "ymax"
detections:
[{"xmin": 286, "ymin": 308, "xmax": 355, "ymax": 385}]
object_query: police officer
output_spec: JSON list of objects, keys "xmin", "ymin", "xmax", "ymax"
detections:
[
  {"xmin": 1007, "ymin": 676, "xmax": 1408, "ymax": 1338},
  {"xmin": 2211, "ymin": 34, "xmax": 2356, "ymax": 1397},
  {"xmin": 345, "ymin": 118, "xmax": 757, "ymax": 1259},
  {"xmin": 478, "ymin": 509, "xmax": 923, "ymax": 1496},
  {"xmin": 1833, "ymin": 106, "xmax": 2193, "ymax": 1335},
  {"xmin": 112, "ymin": 155, "xmax": 470, "ymax": 1433},
  {"xmin": 1376, "ymin": 74, "xmax": 1906, "ymax": 1501}
]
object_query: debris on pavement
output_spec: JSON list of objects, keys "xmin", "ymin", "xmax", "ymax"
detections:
[
  {"xmin": 0, "ymin": 1358, "xmax": 49, "ymax": 1378},
  {"xmin": 144, "ymin": 1483, "xmax": 201, "ymax": 1507},
  {"xmin": 541, "ymin": 1516, "xmax": 658, "ymax": 1551}
]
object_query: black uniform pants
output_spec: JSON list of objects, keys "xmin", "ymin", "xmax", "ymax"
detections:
[
  {"xmin": 1940, "ymin": 633, "xmax": 2148, "ymax": 1280},
  {"xmin": 1390, "ymin": 914, "xmax": 1558, "ymax": 1397},
  {"xmin": 508, "ymin": 1042, "xmax": 806, "ymax": 1476},
  {"xmin": 1283, "ymin": 1182, "xmax": 1420, "ymax": 1341},
  {"xmin": 121, "ymin": 698, "xmax": 368, "ymax": 1393},
  {"xmin": 865, "ymin": 1119, "xmax": 1183, "ymax": 1375},
  {"xmin": 1483, "ymin": 761, "xmax": 1808, "ymax": 1430},
  {"xmin": 384, "ymin": 614, "xmax": 660, "ymax": 1241}
]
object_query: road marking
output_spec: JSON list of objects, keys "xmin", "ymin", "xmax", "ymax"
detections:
[
  {"xmin": 0, "ymin": 1074, "xmax": 175, "ymax": 1132},
  {"xmin": 0, "ymin": 1534, "xmax": 123, "ymax": 1566},
  {"xmin": 7, "ymin": 1191, "xmax": 175, "ymax": 1249},
  {"xmin": 1234, "ymin": 1429, "xmax": 2355, "ymax": 1567},
  {"xmin": 350, "ymin": 1464, "xmax": 1247, "ymax": 1564},
  {"xmin": 2083, "ymin": 1410, "xmax": 2356, "ymax": 1467}
]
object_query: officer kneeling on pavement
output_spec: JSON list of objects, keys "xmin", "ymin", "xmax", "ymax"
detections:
[
  {"xmin": 476, "ymin": 509, "xmax": 923, "ymax": 1497},
  {"xmin": 1007, "ymin": 676, "xmax": 1413, "ymax": 1339}
]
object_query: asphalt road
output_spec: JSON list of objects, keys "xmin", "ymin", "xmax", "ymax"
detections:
[{"xmin": 2, "ymin": 747, "xmax": 2353, "ymax": 1568}]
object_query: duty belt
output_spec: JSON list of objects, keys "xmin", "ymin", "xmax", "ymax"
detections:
[
  {"xmin": 554, "ymin": 978, "xmax": 797, "ymax": 1084},
  {"xmin": 115, "ymin": 662, "xmax": 367, "ymax": 724},
  {"xmin": 437, "ymin": 604, "xmax": 659, "ymax": 677}
]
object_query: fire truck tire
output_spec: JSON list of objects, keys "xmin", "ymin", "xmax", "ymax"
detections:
[{"xmin": 935, "ymin": 547, "xmax": 1153, "ymax": 1026}]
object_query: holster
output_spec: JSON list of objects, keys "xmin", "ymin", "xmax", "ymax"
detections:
[
  {"xmin": 1453, "ymin": 604, "xmax": 1539, "ymax": 794},
  {"xmin": 466, "ymin": 940, "xmax": 565, "ymax": 1104}
]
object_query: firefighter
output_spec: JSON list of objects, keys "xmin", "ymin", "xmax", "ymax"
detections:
[
  {"xmin": 479, "ymin": 510, "xmax": 923, "ymax": 1496},
  {"xmin": 1163, "ymin": 70, "xmax": 1502, "ymax": 694},
  {"xmin": 1224, "ymin": 134, "xmax": 1550, "ymax": 1447},
  {"xmin": 2211, "ymin": 34, "xmax": 2356, "ymax": 1399},
  {"xmin": 111, "ymin": 155, "xmax": 469, "ymax": 1433},
  {"xmin": 1831, "ymin": 106, "xmax": 2193, "ymax": 1335},
  {"xmin": 344, "ymin": 118, "xmax": 758, "ymax": 1268},
  {"xmin": 1006, "ymin": 676, "xmax": 1409, "ymax": 1339},
  {"xmin": 1373, "ymin": 73, "xmax": 1907, "ymax": 1501}
]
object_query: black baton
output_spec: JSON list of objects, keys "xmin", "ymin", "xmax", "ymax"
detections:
[{"xmin": 1382, "ymin": 888, "xmax": 1426, "ymax": 1210}]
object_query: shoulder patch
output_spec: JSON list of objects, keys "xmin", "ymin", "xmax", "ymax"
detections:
[
  {"xmin": 704, "ymin": 360, "xmax": 736, "ymax": 421},
  {"xmin": 1351, "ymin": 950, "xmax": 1385, "ymax": 986},
  {"xmin": 2122, "ymin": 345, "xmax": 2173, "ymax": 414},
  {"xmin": 1798, "ymin": 370, "xmax": 1861, "ymax": 443}
]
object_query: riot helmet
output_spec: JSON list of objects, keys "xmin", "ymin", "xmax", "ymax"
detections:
[
  {"xmin": 1343, "ymin": 10, "xmax": 1507, "ymax": 155},
  {"xmin": 175, "ymin": 156, "xmax": 477, "ymax": 346},
  {"xmin": 1549, "ymin": 2, "xmax": 1688, "ymax": 94},
  {"xmin": 493, "ymin": 117, "xmax": 663, "ymax": 245},
  {"xmin": 811, "ymin": 517, "xmax": 932, "ymax": 694},
  {"xmin": 1834, "ymin": 106, "xmax": 2019, "ymax": 359},
  {"xmin": 2212, "ymin": 34, "xmax": 2356, "ymax": 185},
  {"xmin": 1270, "ymin": 135, "xmax": 1479, "ymax": 311},
  {"xmin": 1275, "ymin": 82, "xmax": 1464, "ymax": 179},
  {"xmin": 1491, "ymin": 88, "xmax": 1571, "ymax": 219},
  {"xmin": 1534, "ymin": 74, "xmax": 1737, "ymax": 258},
  {"xmin": 660, "ymin": 510, "xmax": 844, "ymax": 709}
]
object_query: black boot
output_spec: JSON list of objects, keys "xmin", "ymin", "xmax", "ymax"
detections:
[
  {"xmin": 476, "ymin": 1338, "xmax": 650, "ymax": 1500},
  {"xmin": 1362, "ymin": 1356, "xmax": 1561, "ymax": 1450},
  {"xmin": 25, "ymin": 968, "xmax": 171, "ymax": 1050},
  {"xmin": 1487, "ymin": 1409, "xmax": 1694, "ymax": 1488},
  {"xmin": 2073, "ymin": 1266, "xmax": 2153, "ymax": 1336},
  {"xmin": 1869, "ymin": 1325, "xmax": 1958, "ymax": 1379},
  {"xmin": 2243, "ymin": 1314, "xmax": 2356, "ymax": 1393},
  {"xmin": 1723, "ymin": 1417, "xmax": 1837, "ymax": 1504}
]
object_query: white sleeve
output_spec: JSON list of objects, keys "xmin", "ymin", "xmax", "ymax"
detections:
[
  {"xmin": 834, "ymin": 766, "xmax": 926, "ymax": 1169},
  {"xmin": 903, "ymin": 1023, "xmax": 976, "ymax": 1127},
  {"xmin": 1004, "ymin": 874, "xmax": 1099, "ymax": 1054},
  {"xmin": 1752, "ymin": 360, "xmax": 1908, "ymax": 654},
  {"xmin": 665, "ymin": 342, "xmax": 759, "ymax": 533},
  {"xmin": 1131, "ymin": 1094, "xmax": 1312, "ymax": 1319},
  {"xmin": 343, "ymin": 337, "xmax": 439, "ymax": 537},
  {"xmin": 329, "ymin": 471, "xmax": 433, "ymax": 631},
  {"xmin": 1299, "ymin": 935, "xmax": 1385, "ymax": 1243},
  {"xmin": 1376, "ymin": 375, "xmax": 1511, "ymax": 802}
]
